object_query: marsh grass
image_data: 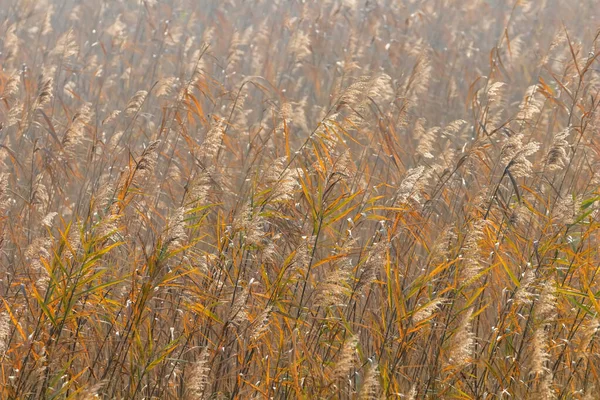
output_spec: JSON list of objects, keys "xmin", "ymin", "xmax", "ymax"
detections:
[{"xmin": 0, "ymin": 0, "xmax": 600, "ymax": 398}]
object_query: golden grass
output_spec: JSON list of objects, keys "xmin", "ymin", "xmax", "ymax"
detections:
[{"xmin": 0, "ymin": 0, "xmax": 599, "ymax": 398}]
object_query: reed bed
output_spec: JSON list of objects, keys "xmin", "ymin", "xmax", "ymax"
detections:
[{"xmin": 0, "ymin": 0, "xmax": 600, "ymax": 398}]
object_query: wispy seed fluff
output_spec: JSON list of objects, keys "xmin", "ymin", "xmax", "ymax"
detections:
[
  {"xmin": 429, "ymin": 225, "xmax": 457, "ymax": 265},
  {"xmin": 515, "ymin": 269, "xmax": 536, "ymax": 306},
  {"xmin": 288, "ymin": 29, "xmax": 311, "ymax": 64},
  {"xmin": 552, "ymin": 194, "xmax": 581, "ymax": 227},
  {"xmin": 358, "ymin": 363, "xmax": 381, "ymax": 399},
  {"xmin": 333, "ymin": 334, "xmax": 359, "ymax": 380},
  {"xmin": 164, "ymin": 207, "xmax": 188, "ymax": 253},
  {"xmin": 124, "ymin": 90, "xmax": 148, "ymax": 117},
  {"xmin": 355, "ymin": 241, "xmax": 387, "ymax": 295},
  {"xmin": 516, "ymin": 84, "xmax": 544, "ymax": 124},
  {"xmin": 135, "ymin": 140, "xmax": 161, "ymax": 175},
  {"xmin": 544, "ymin": 127, "xmax": 571, "ymax": 171},
  {"xmin": 537, "ymin": 370, "xmax": 555, "ymax": 400},
  {"xmin": 460, "ymin": 219, "xmax": 488, "ymax": 283},
  {"xmin": 199, "ymin": 121, "xmax": 224, "ymax": 160},
  {"xmin": 0, "ymin": 311, "xmax": 11, "ymax": 355},
  {"xmin": 315, "ymin": 256, "xmax": 354, "ymax": 308},
  {"xmin": 49, "ymin": 28, "xmax": 79, "ymax": 59},
  {"xmin": 65, "ymin": 223, "xmax": 82, "ymax": 260},
  {"xmin": 338, "ymin": 74, "xmax": 393, "ymax": 110},
  {"xmin": 332, "ymin": 149, "xmax": 356, "ymax": 179},
  {"xmin": 535, "ymin": 279, "xmax": 557, "ymax": 321},
  {"xmin": 2, "ymin": 24, "xmax": 19, "ymax": 67},
  {"xmin": 155, "ymin": 76, "xmax": 179, "ymax": 98},
  {"xmin": 416, "ymin": 123, "xmax": 439, "ymax": 159},
  {"xmin": 25, "ymin": 237, "xmax": 52, "ymax": 286},
  {"xmin": 41, "ymin": 212, "xmax": 58, "ymax": 228},
  {"xmin": 228, "ymin": 282, "xmax": 252, "ymax": 327},
  {"xmin": 185, "ymin": 167, "xmax": 213, "ymax": 207},
  {"xmin": 395, "ymin": 165, "xmax": 429, "ymax": 207},
  {"xmin": 250, "ymin": 305, "xmax": 273, "ymax": 342},
  {"xmin": 106, "ymin": 15, "xmax": 126, "ymax": 39},
  {"xmin": 95, "ymin": 214, "xmax": 122, "ymax": 242},
  {"xmin": 404, "ymin": 55, "xmax": 432, "ymax": 109},
  {"xmin": 188, "ymin": 347, "xmax": 211, "ymax": 399},
  {"xmin": 446, "ymin": 307, "xmax": 474, "ymax": 368},
  {"xmin": 529, "ymin": 279, "xmax": 557, "ymax": 380},
  {"xmin": 413, "ymin": 297, "xmax": 446, "ymax": 325},
  {"xmin": 0, "ymin": 74, "xmax": 20, "ymax": 101},
  {"xmin": 34, "ymin": 73, "xmax": 54, "ymax": 112},
  {"xmin": 62, "ymin": 102, "xmax": 93, "ymax": 157},
  {"xmin": 265, "ymin": 158, "xmax": 301, "ymax": 202},
  {"xmin": 531, "ymin": 327, "xmax": 550, "ymax": 376},
  {"xmin": 500, "ymin": 133, "xmax": 540, "ymax": 178},
  {"xmin": 6, "ymin": 102, "xmax": 24, "ymax": 128},
  {"xmin": 0, "ymin": 174, "xmax": 11, "ymax": 213},
  {"xmin": 486, "ymin": 81, "xmax": 506, "ymax": 105},
  {"xmin": 31, "ymin": 176, "xmax": 50, "ymax": 214},
  {"xmin": 292, "ymin": 236, "xmax": 312, "ymax": 272}
]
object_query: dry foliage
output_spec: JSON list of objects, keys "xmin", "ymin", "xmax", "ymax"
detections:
[{"xmin": 0, "ymin": 0, "xmax": 600, "ymax": 398}]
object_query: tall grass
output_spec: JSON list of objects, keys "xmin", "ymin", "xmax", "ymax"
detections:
[{"xmin": 0, "ymin": 0, "xmax": 599, "ymax": 398}]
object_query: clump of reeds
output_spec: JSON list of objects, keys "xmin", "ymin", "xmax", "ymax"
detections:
[{"xmin": 0, "ymin": 0, "xmax": 598, "ymax": 399}]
